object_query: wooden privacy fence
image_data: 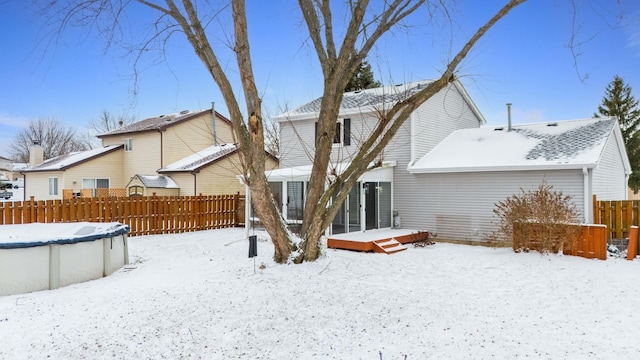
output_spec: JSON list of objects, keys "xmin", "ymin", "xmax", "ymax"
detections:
[
  {"xmin": 592, "ymin": 195, "xmax": 640, "ymax": 239},
  {"xmin": 512, "ymin": 223, "xmax": 608, "ymax": 260},
  {"xmin": 0, "ymin": 194, "xmax": 245, "ymax": 237}
]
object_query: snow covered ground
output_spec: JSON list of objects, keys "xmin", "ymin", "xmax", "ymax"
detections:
[{"xmin": 1, "ymin": 227, "xmax": 639, "ymax": 359}]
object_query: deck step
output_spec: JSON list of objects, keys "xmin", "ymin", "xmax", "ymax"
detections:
[{"xmin": 373, "ymin": 238, "xmax": 407, "ymax": 254}]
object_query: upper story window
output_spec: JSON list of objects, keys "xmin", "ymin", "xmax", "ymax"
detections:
[
  {"xmin": 124, "ymin": 138, "xmax": 133, "ymax": 152},
  {"xmin": 316, "ymin": 118, "xmax": 351, "ymax": 147}
]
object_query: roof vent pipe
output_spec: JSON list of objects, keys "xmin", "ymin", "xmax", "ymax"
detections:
[
  {"xmin": 211, "ymin": 102, "xmax": 218, "ymax": 146},
  {"xmin": 506, "ymin": 103, "xmax": 512, "ymax": 132}
]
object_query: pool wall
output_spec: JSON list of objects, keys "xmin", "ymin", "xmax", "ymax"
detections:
[{"xmin": 0, "ymin": 223, "xmax": 129, "ymax": 296}]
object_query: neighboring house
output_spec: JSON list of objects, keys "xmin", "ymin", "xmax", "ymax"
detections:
[
  {"xmin": 98, "ymin": 108, "xmax": 236, "ymax": 183},
  {"xmin": 406, "ymin": 117, "xmax": 630, "ymax": 243},
  {"xmin": 21, "ymin": 145, "xmax": 125, "ymax": 200},
  {"xmin": 0, "ymin": 155, "xmax": 11, "ymax": 182},
  {"xmin": 21, "ymin": 108, "xmax": 277, "ymax": 200},
  {"xmin": 269, "ymin": 80, "xmax": 485, "ymax": 234}
]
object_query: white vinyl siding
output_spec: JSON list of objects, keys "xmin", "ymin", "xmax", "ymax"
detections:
[
  {"xmin": 396, "ymin": 170, "xmax": 586, "ymax": 244},
  {"xmin": 411, "ymin": 84, "xmax": 482, "ymax": 163},
  {"xmin": 279, "ymin": 120, "xmax": 317, "ymax": 168},
  {"xmin": 593, "ymin": 132, "xmax": 627, "ymax": 200}
]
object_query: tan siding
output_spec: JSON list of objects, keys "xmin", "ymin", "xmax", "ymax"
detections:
[
  {"xmin": 100, "ymin": 131, "xmax": 161, "ymax": 180},
  {"xmin": 170, "ymin": 173, "xmax": 196, "ymax": 196},
  {"xmin": 126, "ymin": 132, "xmax": 161, "ymax": 179},
  {"xmin": 62, "ymin": 150, "xmax": 125, "ymax": 192},
  {"xmin": 146, "ymin": 188, "xmax": 180, "ymax": 197},
  {"xmin": 24, "ymin": 171, "xmax": 64, "ymax": 200},
  {"xmin": 162, "ymin": 113, "xmax": 235, "ymax": 166}
]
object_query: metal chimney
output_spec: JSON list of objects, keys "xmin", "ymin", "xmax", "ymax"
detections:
[{"xmin": 506, "ymin": 103, "xmax": 512, "ymax": 132}]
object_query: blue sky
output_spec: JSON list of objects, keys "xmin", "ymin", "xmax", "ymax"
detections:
[{"xmin": 1, "ymin": 0, "xmax": 639, "ymax": 158}]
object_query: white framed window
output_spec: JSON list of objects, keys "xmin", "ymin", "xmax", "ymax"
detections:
[
  {"xmin": 315, "ymin": 118, "xmax": 351, "ymax": 147},
  {"xmin": 48, "ymin": 177, "xmax": 58, "ymax": 195},
  {"xmin": 124, "ymin": 138, "xmax": 133, "ymax": 151}
]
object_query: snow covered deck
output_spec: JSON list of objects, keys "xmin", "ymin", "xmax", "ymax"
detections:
[{"xmin": 327, "ymin": 229, "xmax": 430, "ymax": 254}]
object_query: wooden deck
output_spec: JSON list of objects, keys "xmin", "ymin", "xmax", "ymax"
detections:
[{"xmin": 327, "ymin": 229, "xmax": 430, "ymax": 254}]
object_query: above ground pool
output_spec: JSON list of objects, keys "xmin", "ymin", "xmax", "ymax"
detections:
[{"xmin": 0, "ymin": 222, "xmax": 129, "ymax": 296}]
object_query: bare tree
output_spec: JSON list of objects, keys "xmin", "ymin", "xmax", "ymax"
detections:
[
  {"xmin": 91, "ymin": 110, "xmax": 135, "ymax": 135},
  {"xmin": 263, "ymin": 119, "xmax": 279, "ymax": 157},
  {"xmin": 10, "ymin": 117, "xmax": 89, "ymax": 163},
  {"xmin": 41, "ymin": 0, "xmax": 529, "ymax": 263}
]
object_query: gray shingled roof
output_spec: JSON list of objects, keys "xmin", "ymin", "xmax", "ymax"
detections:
[
  {"xmin": 289, "ymin": 80, "xmax": 433, "ymax": 115},
  {"xmin": 409, "ymin": 117, "xmax": 629, "ymax": 174},
  {"xmin": 522, "ymin": 119, "xmax": 614, "ymax": 161},
  {"xmin": 98, "ymin": 110, "xmax": 208, "ymax": 137}
]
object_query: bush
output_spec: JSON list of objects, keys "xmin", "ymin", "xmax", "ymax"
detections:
[{"xmin": 487, "ymin": 182, "xmax": 582, "ymax": 254}]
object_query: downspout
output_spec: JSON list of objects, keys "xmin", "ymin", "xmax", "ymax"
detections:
[
  {"xmin": 626, "ymin": 174, "xmax": 630, "ymax": 200},
  {"xmin": 211, "ymin": 102, "xmax": 218, "ymax": 146},
  {"xmin": 159, "ymin": 130, "xmax": 164, "ymax": 169},
  {"xmin": 192, "ymin": 172, "xmax": 197, "ymax": 196},
  {"xmin": 583, "ymin": 167, "xmax": 590, "ymax": 223},
  {"xmin": 410, "ymin": 111, "xmax": 415, "ymax": 165}
]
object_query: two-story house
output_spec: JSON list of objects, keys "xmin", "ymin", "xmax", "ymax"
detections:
[
  {"xmin": 21, "ymin": 108, "xmax": 278, "ymax": 200},
  {"xmin": 266, "ymin": 80, "xmax": 630, "ymax": 244},
  {"xmin": 267, "ymin": 80, "xmax": 485, "ymax": 236}
]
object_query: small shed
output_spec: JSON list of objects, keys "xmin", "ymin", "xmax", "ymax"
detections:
[
  {"xmin": 126, "ymin": 174, "xmax": 180, "ymax": 197},
  {"xmin": 405, "ymin": 117, "xmax": 631, "ymax": 244}
]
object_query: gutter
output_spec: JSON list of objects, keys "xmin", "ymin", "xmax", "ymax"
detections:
[{"xmin": 408, "ymin": 162, "xmax": 599, "ymax": 174}]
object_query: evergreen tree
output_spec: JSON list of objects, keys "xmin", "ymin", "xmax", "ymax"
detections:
[
  {"xmin": 344, "ymin": 60, "xmax": 381, "ymax": 92},
  {"xmin": 596, "ymin": 75, "xmax": 640, "ymax": 191}
]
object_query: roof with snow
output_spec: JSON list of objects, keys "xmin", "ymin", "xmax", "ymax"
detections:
[
  {"xmin": 21, "ymin": 145, "xmax": 123, "ymax": 172},
  {"xmin": 97, "ymin": 109, "xmax": 230, "ymax": 137},
  {"xmin": 273, "ymin": 79, "xmax": 484, "ymax": 123},
  {"xmin": 159, "ymin": 144, "xmax": 238, "ymax": 173},
  {"xmin": 408, "ymin": 117, "xmax": 631, "ymax": 174},
  {"xmin": 12, "ymin": 163, "xmax": 28, "ymax": 172},
  {"xmin": 131, "ymin": 175, "xmax": 179, "ymax": 189}
]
